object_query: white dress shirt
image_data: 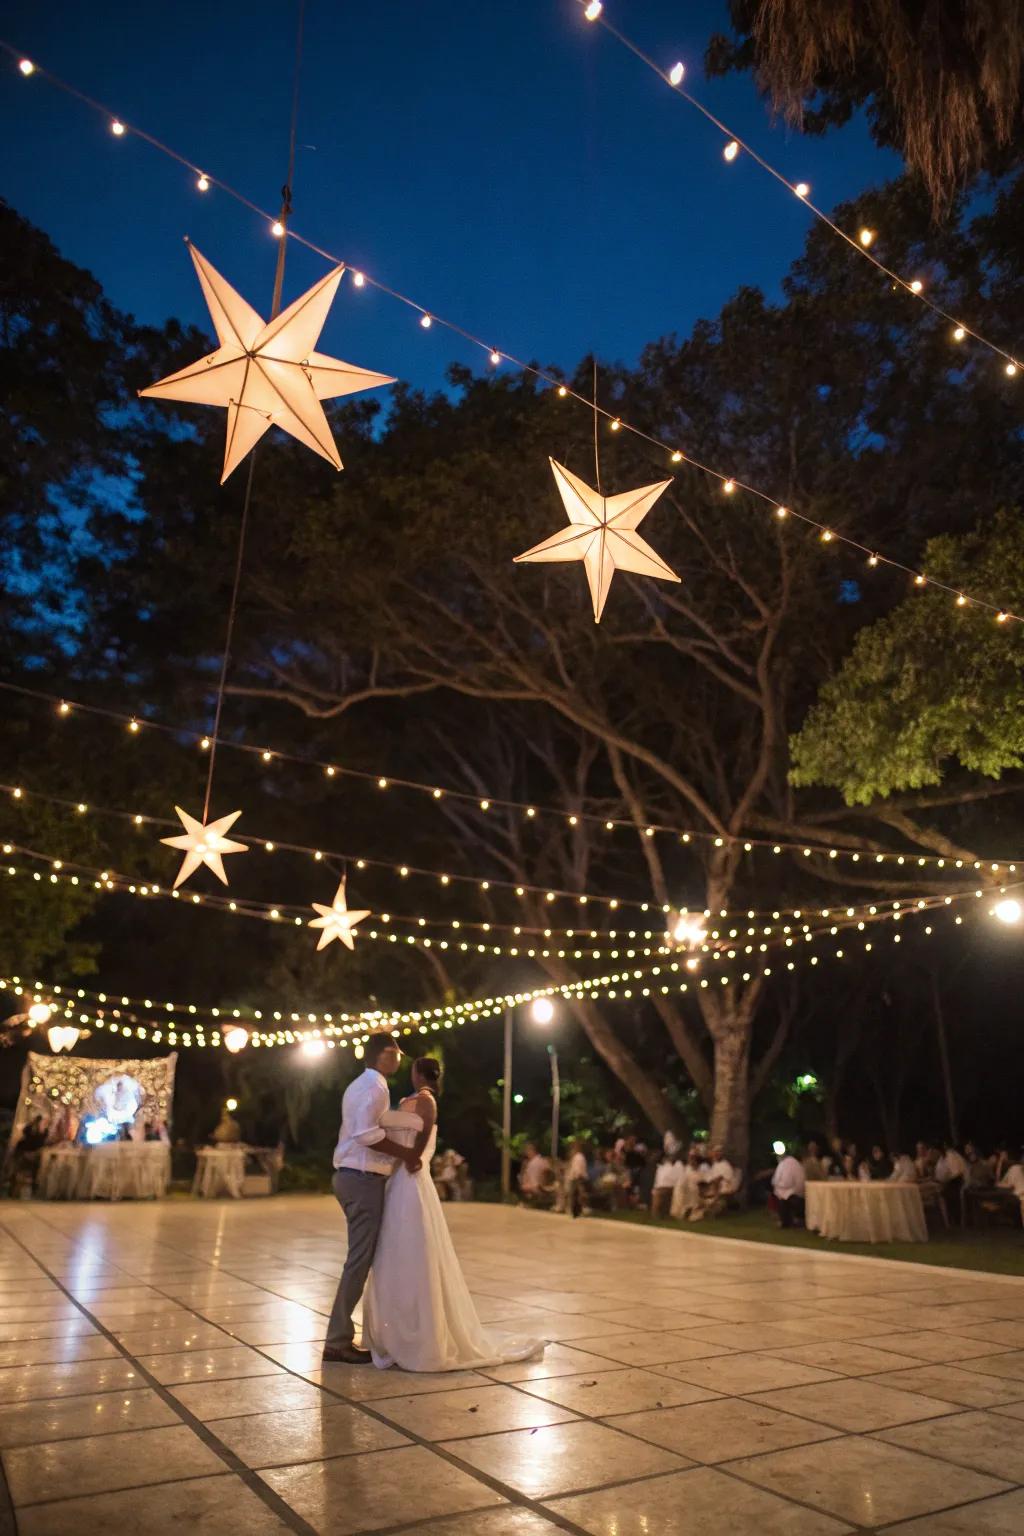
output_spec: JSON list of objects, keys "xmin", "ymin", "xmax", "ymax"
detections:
[
  {"xmin": 707, "ymin": 1158, "xmax": 736, "ymax": 1193},
  {"xmin": 936, "ymin": 1149, "xmax": 967, "ymax": 1182},
  {"xmin": 890, "ymin": 1154, "xmax": 918, "ymax": 1181},
  {"xmin": 772, "ymin": 1155, "xmax": 806, "ymax": 1200},
  {"xmin": 333, "ymin": 1068, "xmax": 394, "ymax": 1174},
  {"xmin": 1000, "ymin": 1164, "xmax": 1024, "ymax": 1201},
  {"xmin": 567, "ymin": 1151, "xmax": 588, "ymax": 1181},
  {"xmin": 653, "ymin": 1159, "xmax": 683, "ymax": 1190}
]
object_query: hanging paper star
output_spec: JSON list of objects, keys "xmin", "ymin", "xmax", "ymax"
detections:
[
  {"xmin": 161, "ymin": 805, "xmax": 248, "ymax": 888},
  {"xmin": 514, "ymin": 458, "xmax": 680, "ymax": 622},
  {"xmin": 140, "ymin": 242, "xmax": 395, "ymax": 482},
  {"xmin": 309, "ymin": 879, "xmax": 371, "ymax": 951}
]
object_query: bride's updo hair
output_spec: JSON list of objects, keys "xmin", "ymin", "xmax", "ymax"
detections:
[{"xmin": 413, "ymin": 1056, "xmax": 443, "ymax": 1094}]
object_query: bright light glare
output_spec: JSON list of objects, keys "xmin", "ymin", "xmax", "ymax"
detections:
[
  {"xmin": 723, "ymin": 140, "xmax": 739, "ymax": 161},
  {"xmin": 224, "ymin": 1026, "xmax": 248, "ymax": 1053},
  {"xmin": 669, "ymin": 62, "xmax": 684, "ymax": 85},
  {"xmin": 27, "ymin": 1002, "xmax": 52, "ymax": 1026},
  {"xmin": 196, "ymin": 174, "xmax": 210, "ymax": 192},
  {"xmin": 859, "ymin": 227, "xmax": 874, "ymax": 247},
  {"xmin": 531, "ymin": 997, "xmax": 555, "ymax": 1025},
  {"xmin": 225, "ymin": 1097, "xmax": 238, "ymax": 1112},
  {"xmin": 19, "ymin": 59, "xmax": 35, "ymax": 76},
  {"xmin": 85, "ymin": 1117, "xmax": 116, "ymax": 1145},
  {"xmin": 584, "ymin": 1, "xmax": 603, "ymax": 19},
  {"xmin": 301, "ymin": 1038, "xmax": 326, "ymax": 1058},
  {"xmin": 772, "ymin": 1139, "xmax": 786, "ymax": 1156},
  {"xmin": 271, "ymin": 220, "xmax": 285, "ymax": 238},
  {"xmin": 352, "ymin": 271, "xmax": 365, "ymax": 287},
  {"xmin": 671, "ymin": 913, "xmax": 707, "ymax": 947},
  {"xmin": 111, "ymin": 120, "xmax": 125, "ymax": 136},
  {"xmin": 794, "ymin": 181, "xmax": 810, "ymax": 198},
  {"xmin": 993, "ymin": 899, "xmax": 1022, "ymax": 925}
]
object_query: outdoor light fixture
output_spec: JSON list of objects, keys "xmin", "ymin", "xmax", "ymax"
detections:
[
  {"xmin": 993, "ymin": 899, "xmax": 1022, "ymax": 925},
  {"xmin": 225, "ymin": 1097, "xmax": 238, "ymax": 1112},
  {"xmin": 27, "ymin": 1002, "xmax": 53, "ymax": 1026},
  {"xmin": 300, "ymin": 1038, "xmax": 326, "ymax": 1058},
  {"xmin": 669, "ymin": 62, "xmax": 684, "ymax": 85},
  {"xmin": 223, "ymin": 1026, "xmax": 248, "ymax": 1053},
  {"xmin": 772, "ymin": 1139, "xmax": 786, "ymax": 1156},
  {"xmin": 47, "ymin": 1025, "xmax": 80, "ymax": 1054},
  {"xmin": 723, "ymin": 140, "xmax": 739, "ymax": 161},
  {"xmin": 584, "ymin": 1, "xmax": 603, "ymax": 20},
  {"xmin": 531, "ymin": 997, "xmax": 555, "ymax": 1025}
]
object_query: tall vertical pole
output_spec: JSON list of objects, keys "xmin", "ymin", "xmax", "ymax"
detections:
[
  {"xmin": 501, "ymin": 1007, "xmax": 513, "ymax": 1199},
  {"xmin": 930, "ymin": 970, "xmax": 959, "ymax": 1145},
  {"xmin": 550, "ymin": 1046, "xmax": 561, "ymax": 1164}
]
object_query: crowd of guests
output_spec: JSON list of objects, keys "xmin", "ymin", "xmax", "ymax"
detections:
[
  {"xmin": 765, "ymin": 1137, "xmax": 1024, "ymax": 1230},
  {"xmin": 7, "ymin": 1109, "xmax": 170, "ymax": 1194},
  {"xmin": 517, "ymin": 1129, "xmax": 741, "ymax": 1222}
]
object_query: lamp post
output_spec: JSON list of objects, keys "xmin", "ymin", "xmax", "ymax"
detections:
[{"xmin": 499, "ymin": 995, "xmax": 559, "ymax": 1199}]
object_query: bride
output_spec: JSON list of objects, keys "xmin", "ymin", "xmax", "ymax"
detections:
[{"xmin": 363, "ymin": 1056, "xmax": 546, "ymax": 1372}]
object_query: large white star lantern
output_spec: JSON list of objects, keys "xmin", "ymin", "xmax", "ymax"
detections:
[
  {"xmin": 161, "ymin": 805, "xmax": 248, "ymax": 889},
  {"xmin": 515, "ymin": 458, "xmax": 680, "ymax": 622},
  {"xmin": 140, "ymin": 243, "xmax": 395, "ymax": 482},
  {"xmin": 309, "ymin": 879, "xmax": 370, "ymax": 952}
]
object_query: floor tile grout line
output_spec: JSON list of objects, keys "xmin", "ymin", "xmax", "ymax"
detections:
[
  {"xmin": 9, "ymin": 1210, "xmax": 598, "ymax": 1536},
  {"xmin": 0, "ymin": 1218, "xmax": 319, "ymax": 1536}
]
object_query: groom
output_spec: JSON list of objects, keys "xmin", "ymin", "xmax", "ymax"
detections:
[{"xmin": 323, "ymin": 1032, "xmax": 421, "ymax": 1364}]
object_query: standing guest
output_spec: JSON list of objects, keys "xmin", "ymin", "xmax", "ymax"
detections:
[
  {"xmin": 636, "ymin": 1146, "xmax": 660, "ymax": 1211},
  {"xmin": 651, "ymin": 1153, "xmax": 682, "ymax": 1218},
  {"xmin": 936, "ymin": 1141, "xmax": 967, "ymax": 1224},
  {"xmin": 663, "ymin": 1127, "xmax": 684, "ymax": 1159},
  {"xmin": 518, "ymin": 1143, "xmax": 553, "ymax": 1207},
  {"xmin": 889, "ymin": 1148, "xmax": 918, "ymax": 1181},
  {"xmin": 671, "ymin": 1146, "xmax": 710, "ymax": 1221},
  {"xmin": 802, "ymin": 1141, "xmax": 827, "ymax": 1182},
  {"xmin": 772, "ymin": 1147, "xmax": 806, "ymax": 1228},
  {"xmin": 565, "ymin": 1140, "xmax": 589, "ymax": 1218}
]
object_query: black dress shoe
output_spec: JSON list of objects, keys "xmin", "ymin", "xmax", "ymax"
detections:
[{"xmin": 322, "ymin": 1343, "xmax": 372, "ymax": 1365}]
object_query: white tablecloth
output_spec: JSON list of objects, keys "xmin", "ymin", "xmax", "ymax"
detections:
[
  {"xmin": 43, "ymin": 1143, "xmax": 170, "ymax": 1200},
  {"xmin": 806, "ymin": 1180, "xmax": 927, "ymax": 1242},
  {"xmin": 193, "ymin": 1145, "xmax": 247, "ymax": 1198}
]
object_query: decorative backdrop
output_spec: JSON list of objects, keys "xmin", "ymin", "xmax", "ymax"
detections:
[{"xmin": 8, "ymin": 1052, "xmax": 177, "ymax": 1149}]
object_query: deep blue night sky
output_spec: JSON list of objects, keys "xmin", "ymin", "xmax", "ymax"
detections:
[{"xmin": 2, "ymin": 0, "xmax": 898, "ymax": 394}]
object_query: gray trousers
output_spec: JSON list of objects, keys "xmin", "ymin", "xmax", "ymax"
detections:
[{"xmin": 326, "ymin": 1168, "xmax": 387, "ymax": 1347}]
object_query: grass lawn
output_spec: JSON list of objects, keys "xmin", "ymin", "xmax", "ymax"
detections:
[{"xmin": 588, "ymin": 1205, "xmax": 1024, "ymax": 1276}]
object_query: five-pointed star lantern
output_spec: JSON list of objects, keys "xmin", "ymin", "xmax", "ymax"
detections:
[
  {"xmin": 514, "ymin": 458, "xmax": 680, "ymax": 622},
  {"xmin": 309, "ymin": 879, "xmax": 371, "ymax": 952},
  {"xmin": 140, "ymin": 242, "xmax": 395, "ymax": 482},
  {"xmin": 161, "ymin": 806, "xmax": 248, "ymax": 889}
]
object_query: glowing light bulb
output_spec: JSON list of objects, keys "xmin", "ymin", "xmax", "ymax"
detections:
[
  {"xmin": 723, "ymin": 140, "xmax": 739, "ymax": 162},
  {"xmin": 914, "ymin": 574, "xmax": 926, "ymax": 586},
  {"xmin": 27, "ymin": 1002, "xmax": 52, "ymax": 1026},
  {"xmin": 531, "ymin": 997, "xmax": 554, "ymax": 1024},
  {"xmin": 196, "ymin": 174, "xmax": 210, "ymax": 192},
  {"xmin": 723, "ymin": 479, "xmax": 735, "ymax": 494},
  {"xmin": 775, "ymin": 505, "xmax": 788, "ymax": 518},
  {"xmin": 420, "ymin": 314, "xmax": 432, "ymax": 328},
  {"xmin": 271, "ymin": 220, "xmax": 284, "ymax": 238},
  {"xmin": 996, "ymin": 611, "xmax": 1009, "ymax": 623},
  {"xmin": 224, "ymin": 1028, "xmax": 248, "ymax": 1053},
  {"xmin": 794, "ymin": 182, "xmax": 810, "ymax": 198},
  {"xmin": 584, "ymin": 0, "xmax": 603, "ymax": 18},
  {"xmin": 610, "ymin": 418, "xmax": 621, "ymax": 432},
  {"xmin": 301, "ymin": 1038, "xmax": 326, "ymax": 1058},
  {"xmin": 352, "ymin": 271, "xmax": 365, "ymax": 287},
  {"xmin": 490, "ymin": 350, "xmax": 501, "ymax": 365},
  {"xmin": 58, "ymin": 701, "xmax": 70, "ymax": 715},
  {"xmin": 956, "ymin": 593, "xmax": 967, "ymax": 606},
  {"xmin": 821, "ymin": 529, "xmax": 834, "ymax": 542},
  {"xmin": 19, "ymin": 59, "xmax": 35, "ymax": 76},
  {"xmin": 910, "ymin": 278, "xmax": 923, "ymax": 293},
  {"xmin": 110, "ymin": 119, "xmax": 125, "ymax": 136},
  {"xmin": 200, "ymin": 736, "xmax": 210, "ymax": 750},
  {"xmin": 953, "ymin": 326, "xmax": 965, "ymax": 341},
  {"xmin": 557, "ymin": 384, "xmax": 568, "ymax": 397},
  {"xmin": 772, "ymin": 1140, "xmax": 786, "ymax": 1156},
  {"xmin": 1007, "ymin": 363, "xmax": 1018, "ymax": 377},
  {"xmin": 859, "ymin": 227, "xmax": 874, "ymax": 247},
  {"xmin": 670, "ymin": 450, "xmax": 683, "ymax": 463},
  {"xmin": 868, "ymin": 553, "xmax": 878, "ymax": 566},
  {"xmin": 993, "ymin": 899, "xmax": 1021, "ymax": 925},
  {"xmin": 225, "ymin": 1097, "xmax": 238, "ymax": 1111},
  {"xmin": 669, "ymin": 62, "xmax": 684, "ymax": 86},
  {"xmin": 128, "ymin": 718, "xmax": 140, "ymax": 733}
]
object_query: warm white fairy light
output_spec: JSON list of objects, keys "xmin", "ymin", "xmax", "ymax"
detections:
[
  {"xmin": 1007, "ymin": 363, "xmax": 1018, "ymax": 378},
  {"xmin": 670, "ymin": 450, "xmax": 683, "ymax": 463},
  {"xmin": 794, "ymin": 182, "xmax": 810, "ymax": 198},
  {"xmin": 270, "ymin": 220, "xmax": 284, "ymax": 237},
  {"xmin": 775, "ymin": 505, "xmax": 788, "ymax": 519},
  {"xmin": 859, "ymin": 228, "xmax": 874, "ymax": 247},
  {"xmin": 19, "ymin": 59, "xmax": 35, "ymax": 76},
  {"xmin": 723, "ymin": 140, "xmax": 739, "ymax": 161},
  {"xmin": 953, "ymin": 326, "xmax": 966, "ymax": 341},
  {"xmin": 490, "ymin": 350, "xmax": 501, "ymax": 365},
  {"xmin": 352, "ymin": 271, "xmax": 365, "ymax": 287},
  {"xmin": 196, "ymin": 173, "xmax": 210, "ymax": 192},
  {"xmin": 723, "ymin": 479, "xmax": 735, "ymax": 494},
  {"xmin": 993, "ymin": 899, "xmax": 1022, "ymax": 925},
  {"xmin": 223, "ymin": 1026, "xmax": 249, "ymax": 1052},
  {"xmin": 420, "ymin": 314, "xmax": 432, "ymax": 329},
  {"xmin": 584, "ymin": 0, "xmax": 603, "ymax": 18},
  {"xmin": 110, "ymin": 119, "xmax": 125, "ymax": 136},
  {"xmin": 910, "ymin": 278, "xmax": 923, "ymax": 293},
  {"xmin": 669, "ymin": 62, "xmax": 684, "ymax": 85}
]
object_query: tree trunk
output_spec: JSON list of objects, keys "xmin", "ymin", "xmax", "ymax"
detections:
[{"xmin": 710, "ymin": 1026, "xmax": 752, "ymax": 1177}]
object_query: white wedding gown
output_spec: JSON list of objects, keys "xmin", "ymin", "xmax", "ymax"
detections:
[{"xmin": 363, "ymin": 1108, "xmax": 546, "ymax": 1372}]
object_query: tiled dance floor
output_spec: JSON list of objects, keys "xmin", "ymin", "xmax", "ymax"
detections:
[{"xmin": 0, "ymin": 1199, "xmax": 1023, "ymax": 1534}]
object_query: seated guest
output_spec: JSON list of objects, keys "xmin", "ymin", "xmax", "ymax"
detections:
[
  {"xmin": 11, "ymin": 1115, "xmax": 49, "ymax": 1191},
  {"xmin": 862, "ymin": 1144, "xmax": 893, "ymax": 1180},
  {"xmin": 671, "ymin": 1146, "xmax": 710, "ymax": 1222},
  {"xmin": 842, "ymin": 1151, "xmax": 860, "ymax": 1180},
  {"xmin": 999, "ymin": 1149, "xmax": 1024, "ymax": 1217},
  {"xmin": 651, "ymin": 1153, "xmax": 682, "ymax": 1218},
  {"xmin": 822, "ymin": 1135, "xmax": 845, "ymax": 1177},
  {"xmin": 564, "ymin": 1140, "xmax": 590, "ymax": 1219},
  {"xmin": 772, "ymin": 1147, "xmax": 806, "ymax": 1228},
  {"xmin": 889, "ymin": 1148, "xmax": 918, "ymax": 1181},
  {"xmin": 914, "ymin": 1140, "xmax": 936, "ymax": 1179},
  {"xmin": 802, "ymin": 1140, "xmax": 827, "ymax": 1182},
  {"xmin": 964, "ymin": 1144, "xmax": 996, "ymax": 1190},
  {"xmin": 701, "ymin": 1145, "xmax": 738, "ymax": 1215},
  {"xmin": 518, "ymin": 1142, "xmax": 552, "ymax": 1206}
]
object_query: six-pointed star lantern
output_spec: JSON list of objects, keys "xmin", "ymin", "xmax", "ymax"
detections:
[
  {"xmin": 309, "ymin": 879, "xmax": 371, "ymax": 951},
  {"xmin": 161, "ymin": 806, "xmax": 248, "ymax": 889},
  {"xmin": 140, "ymin": 242, "xmax": 395, "ymax": 482},
  {"xmin": 514, "ymin": 458, "xmax": 680, "ymax": 622}
]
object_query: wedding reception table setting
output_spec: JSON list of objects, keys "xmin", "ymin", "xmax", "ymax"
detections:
[{"xmin": 805, "ymin": 1180, "xmax": 928, "ymax": 1242}]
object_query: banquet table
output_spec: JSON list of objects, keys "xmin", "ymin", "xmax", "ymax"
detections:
[
  {"xmin": 39, "ymin": 1142, "xmax": 170, "ymax": 1201},
  {"xmin": 806, "ymin": 1179, "xmax": 927, "ymax": 1242},
  {"xmin": 192, "ymin": 1145, "xmax": 248, "ymax": 1199}
]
